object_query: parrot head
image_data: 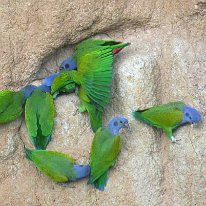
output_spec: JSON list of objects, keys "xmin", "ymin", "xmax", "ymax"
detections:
[
  {"xmin": 42, "ymin": 72, "xmax": 59, "ymax": 87},
  {"xmin": 37, "ymin": 85, "xmax": 50, "ymax": 93},
  {"xmin": 108, "ymin": 116, "xmax": 129, "ymax": 135},
  {"xmin": 59, "ymin": 56, "xmax": 77, "ymax": 71},
  {"xmin": 182, "ymin": 106, "xmax": 201, "ymax": 126},
  {"xmin": 72, "ymin": 164, "xmax": 90, "ymax": 181},
  {"xmin": 21, "ymin": 84, "xmax": 37, "ymax": 100}
]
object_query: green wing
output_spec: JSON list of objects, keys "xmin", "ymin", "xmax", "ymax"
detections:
[
  {"xmin": 89, "ymin": 128, "xmax": 121, "ymax": 189},
  {"xmin": 80, "ymin": 100, "xmax": 102, "ymax": 132},
  {"xmin": 132, "ymin": 101, "xmax": 185, "ymax": 129},
  {"xmin": 25, "ymin": 89, "xmax": 55, "ymax": 150},
  {"xmin": 74, "ymin": 48, "xmax": 114, "ymax": 111},
  {"xmin": 25, "ymin": 149, "xmax": 76, "ymax": 182},
  {"xmin": 74, "ymin": 39, "xmax": 113, "ymax": 51},
  {"xmin": 0, "ymin": 90, "xmax": 24, "ymax": 123},
  {"xmin": 74, "ymin": 38, "xmax": 129, "ymax": 54},
  {"xmin": 51, "ymin": 71, "xmax": 76, "ymax": 97}
]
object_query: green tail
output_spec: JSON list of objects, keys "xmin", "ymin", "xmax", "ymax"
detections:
[
  {"xmin": 132, "ymin": 110, "xmax": 151, "ymax": 125},
  {"xmin": 32, "ymin": 118, "xmax": 51, "ymax": 150},
  {"xmin": 110, "ymin": 42, "xmax": 130, "ymax": 54},
  {"xmin": 25, "ymin": 148, "xmax": 32, "ymax": 160},
  {"xmin": 86, "ymin": 104, "xmax": 102, "ymax": 132},
  {"xmin": 89, "ymin": 172, "xmax": 108, "ymax": 191},
  {"xmin": 111, "ymin": 42, "xmax": 130, "ymax": 49}
]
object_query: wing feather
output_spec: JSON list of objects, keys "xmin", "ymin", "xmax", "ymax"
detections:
[
  {"xmin": 89, "ymin": 128, "xmax": 121, "ymax": 183},
  {"xmin": 0, "ymin": 90, "xmax": 24, "ymax": 123},
  {"xmin": 25, "ymin": 90, "xmax": 55, "ymax": 149},
  {"xmin": 134, "ymin": 102, "xmax": 185, "ymax": 128}
]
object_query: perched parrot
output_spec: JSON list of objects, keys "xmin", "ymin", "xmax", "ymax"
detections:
[
  {"xmin": 42, "ymin": 73, "xmax": 60, "ymax": 87},
  {"xmin": 51, "ymin": 39, "xmax": 130, "ymax": 132},
  {"xmin": 42, "ymin": 72, "xmax": 76, "ymax": 96},
  {"xmin": 21, "ymin": 84, "xmax": 55, "ymax": 150},
  {"xmin": 88, "ymin": 116, "xmax": 128, "ymax": 191},
  {"xmin": 0, "ymin": 84, "xmax": 49, "ymax": 124},
  {"xmin": 132, "ymin": 101, "xmax": 201, "ymax": 143},
  {"xmin": 25, "ymin": 148, "xmax": 90, "ymax": 182},
  {"xmin": 0, "ymin": 89, "xmax": 25, "ymax": 123}
]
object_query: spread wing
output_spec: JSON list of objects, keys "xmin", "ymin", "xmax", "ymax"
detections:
[{"xmin": 75, "ymin": 48, "xmax": 113, "ymax": 111}]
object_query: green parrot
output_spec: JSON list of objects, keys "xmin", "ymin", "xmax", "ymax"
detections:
[
  {"xmin": 51, "ymin": 39, "xmax": 130, "ymax": 132},
  {"xmin": 132, "ymin": 101, "xmax": 201, "ymax": 143},
  {"xmin": 25, "ymin": 148, "xmax": 90, "ymax": 183},
  {"xmin": 0, "ymin": 90, "xmax": 25, "ymax": 123},
  {"xmin": 88, "ymin": 116, "xmax": 128, "ymax": 191},
  {"xmin": 25, "ymin": 86, "xmax": 55, "ymax": 150}
]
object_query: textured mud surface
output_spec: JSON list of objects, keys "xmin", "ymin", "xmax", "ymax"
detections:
[{"xmin": 0, "ymin": 0, "xmax": 206, "ymax": 205}]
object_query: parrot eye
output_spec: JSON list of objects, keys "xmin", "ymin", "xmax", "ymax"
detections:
[
  {"xmin": 185, "ymin": 112, "xmax": 189, "ymax": 117},
  {"xmin": 120, "ymin": 120, "xmax": 123, "ymax": 124},
  {"xmin": 65, "ymin": 64, "xmax": 70, "ymax": 69}
]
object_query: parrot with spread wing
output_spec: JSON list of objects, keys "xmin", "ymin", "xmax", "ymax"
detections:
[
  {"xmin": 132, "ymin": 101, "xmax": 201, "ymax": 143},
  {"xmin": 59, "ymin": 38, "xmax": 129, "ymax": 71},
  {"xmin": 88, "ymin": 116, "xmax": 128, "ymax": 191},
  {"xmin": 51, "ymin": 39, "xmax": 130, "ymax": 132},
  {"xmin": 25, "ymin": 148, "xmax": 90, "ymax": 182},
  {"xmin": 21, "ymin": 84, "xmax": 55, "ymax": 150}
]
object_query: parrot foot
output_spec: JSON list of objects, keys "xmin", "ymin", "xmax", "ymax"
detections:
[
  {"xmin": 170, "ymin": 136, "xmax": 181, "ymax": 143},
  {"xmin": 72, "ymin": 108, "xmax": 79, "ymax": 116},
  {"xmin": 112, "ymin": 160, "xmax": 117, "ymax": 168}
]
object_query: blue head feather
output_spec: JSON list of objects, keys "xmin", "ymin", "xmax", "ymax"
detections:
[
  {"xmin": 37, "ymin": 85, "xmax": 50, "ymax": 93},
  {"xmin": 59, "ymin": 56, "xmax": 77, "ymax": 71},
  {"xmin": 180, "ymin": 106, "xmax": 201, "ymax": 125},
  {"xmin": 72, "ymin": 164, "xmax": 90, "ymax": 181},
  {"xmin": 21, "ymin": 85, "xmax": 37, "ymax": 100},
  {"xmin": 42, "ymin": 72, "xmax": 59, "ymax": 87},
  {"xmin": 107, "ymin": 116, "xmax": 129, "ymax": 135}
]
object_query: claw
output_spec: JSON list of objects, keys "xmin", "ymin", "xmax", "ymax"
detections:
[{"xmin": 170, "ymin": 136, "xmax": 181, "ymax": 143}]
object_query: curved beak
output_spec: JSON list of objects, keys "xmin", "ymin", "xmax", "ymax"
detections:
[
  {"xmin": 191, "ymin": 122, "xmax": 199, "ymax": 127},
  {"xmin": 123, "ymin": 122, "xmax": 130, "ymax": 129}
]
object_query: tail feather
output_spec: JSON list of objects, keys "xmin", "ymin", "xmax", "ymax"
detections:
[
  {"xmin": 111, "ymin": 42, "xmax": 130, "ymax": 54},
  {"xmin": 132, "ymin": 111, "xmax": 150, "ymax": 124},
  {"xmin": 24, "ymin": 148, "xmax": 32, "ymax": 160},
  {"xmin": 89, "ymin": 172, "xmax": 108, "ymax": 191},
  {"xmin": 86, "ymin": 104, "xmax": 102, "ymax": 132}
]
